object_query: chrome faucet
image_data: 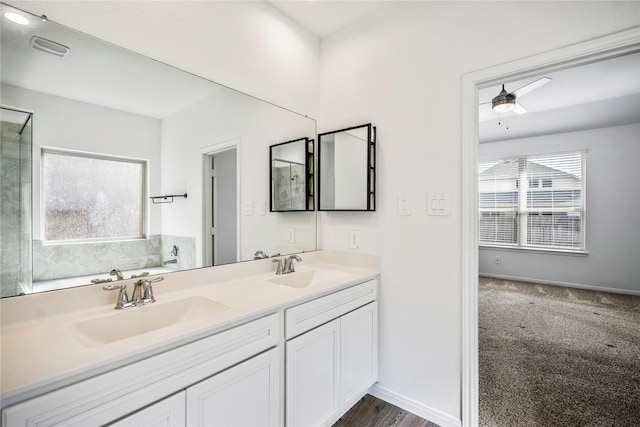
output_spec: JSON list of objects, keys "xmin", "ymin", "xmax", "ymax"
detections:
[
  {"xmin": 283, "ymin": 255, "xmax": 301, "ymax": 273},
  {"xmin": 103, "ymin": 277, "xmax": 164, "ymax": 309},
  {"xmin": 254, "ymin": 250, "xmax": 268, "ymax": 260},
  {"xmin": 110, "ymin": 269, "xmax": 124, "ymax": 281}
]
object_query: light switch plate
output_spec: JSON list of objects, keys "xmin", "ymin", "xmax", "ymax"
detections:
[
  {"xmin": 259, "ymin": 201, "xmax": 266, "ymax": 216},
  {"xmin": 398, "ymin": 194, "xmax": 411, "ymax": 216},
  {"xmin": 427, "ymin": 193, "xmax": 450, "ymax": 216},
  {"xmin": 287, "ymin": 227, "xmax": 295, "ymax": 244}
]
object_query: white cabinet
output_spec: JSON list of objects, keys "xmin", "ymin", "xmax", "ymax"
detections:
[
  {"xmin": 2, "ymin": 276, "xmax": 379, "ymax": 427},
  {"xmin": 109, "ymin": 392, "xmax": 186, "ymax": 427},
  {"xmin": 286, "ymin": 319, "xmax": 341, "ymax": 427},
  {"xmin": 109, "ymin": 348, "xmax": 280, "ymax": 427},
  {"xmin": 285, "ymin": 279, "xmax": 378, "ymax": 427},
  {"xmin": 2, "ymin": 314, "xmax": 279, "ymax": 427},
  {"xmin": 341, "ymin": 302, "xmax": 378, "ymax": 409},
  {"xmin": 186, "ymin": 348, "xmax": 280, "ymax": 427}
]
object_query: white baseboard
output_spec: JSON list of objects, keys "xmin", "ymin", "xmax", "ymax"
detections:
[
  {"xmin": 368, "ymin": 384, "xmax": 461, "ymax": 427},
  {"xmin": 479, "ymin": 273, "xmax": 640, "ymax": 296}
]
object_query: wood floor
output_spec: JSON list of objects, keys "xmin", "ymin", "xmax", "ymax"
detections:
[{"xmin": 332, "ymin": 395, "xmax": 439, "ymax": 427}]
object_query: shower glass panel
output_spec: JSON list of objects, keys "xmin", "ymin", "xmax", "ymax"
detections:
[{"xmin": 0, "ymin": 107, "xmax": 32, "ymax": 297}]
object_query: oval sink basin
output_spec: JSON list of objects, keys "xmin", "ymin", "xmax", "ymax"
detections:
[
  {"xmin": 70, "ymin": 297, "xmax": 229, "ymax": 347},
  {"xmin": 266, "ymin": 268, "xmax": 355, "ymax": 289}
]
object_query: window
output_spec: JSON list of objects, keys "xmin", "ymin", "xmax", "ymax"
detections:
[
  {"xmin": 42, "ymin": 149, "xmax": 146, "ymax": 242},
  {"xmin": 479, "ymin": 152, "xmax": 585, "ymax": 250}
]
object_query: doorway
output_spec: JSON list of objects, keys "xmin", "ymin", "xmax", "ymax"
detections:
[
  {"xmin": 461, "ymin": 28, "xmax": 640, "ymax": 427},
  {"xmin": 204, "ymin": 148, "xmax": 238, "ymax": 267}
]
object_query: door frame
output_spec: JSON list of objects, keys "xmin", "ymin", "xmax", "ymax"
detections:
[
  {"xmin": 201, "ymin": 138, "xmax": 241, "ymax": 266},
  {"xmin": 460, "ymin": 27, "xmax": 640, "ymax": 427}
]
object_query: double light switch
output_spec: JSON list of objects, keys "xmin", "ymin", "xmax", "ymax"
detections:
[{"xmin": 427, "ymin": 193, "xmax": 450, "ymax": 216}]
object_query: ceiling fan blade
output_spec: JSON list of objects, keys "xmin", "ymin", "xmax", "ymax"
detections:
[
  {"xmin": 512, "ymin": 77, "xmax": 551, "ymax": 98},
  {"xmin": 512, "ymin": 102, "xmax": 528, "ymax": 115}
]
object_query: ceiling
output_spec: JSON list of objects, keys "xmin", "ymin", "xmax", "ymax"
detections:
[
  {"xmin": 478, "ymin": 52, "xmax": 640, "ymax": 143},
  {"xmin": 269, "ymin": 1, "xmax": 392, "ymax": 38}
]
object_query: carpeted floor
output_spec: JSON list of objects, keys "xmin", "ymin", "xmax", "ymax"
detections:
[{"xmin": 479, "ymin": 277, "xmax": 640, "ymax": 427}]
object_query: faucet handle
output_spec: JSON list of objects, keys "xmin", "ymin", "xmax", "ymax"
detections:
[
  {"xmin": 272, "ymin": 258, "xmax": 284, "ymax": 275},
  {"xmin": 103, "ymin": 284, "xmax": 130, "ymax": 309},
  {"xmin": 136, "ymin": 277, "xmax": 164, "ymax": 304}
]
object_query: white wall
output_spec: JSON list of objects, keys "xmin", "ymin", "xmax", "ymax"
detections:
[
  {"xmin": 0, "ymin": 83, "xmax": 161, "ymax": 239},
  {"xmin": 7, "ymin": 1, "xmax": 320, "ymax": 118},
  {"xmin": 479, "ymin": 124, "xmax": 640, "ymax": 295},
  {"xmin": 160, "ymin": 87, "xmax": 316, "ymax": 267},
  {"xmin": 318, "ymin": 2, "xmax": 640, "ymax": 425}
]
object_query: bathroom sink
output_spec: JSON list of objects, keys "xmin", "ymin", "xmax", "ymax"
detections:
[
  {"xmin": 70, "ymin": 297, "xmax": 229, "ymax": 347},
  {"xmin": 266, "ymin": 268, "xmax": 355, "ymax": 289}
]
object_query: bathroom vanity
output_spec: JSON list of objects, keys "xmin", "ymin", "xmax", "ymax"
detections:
[{"xmin": 0, "ymin": 252, "xmax": 379, "ymax": 427}]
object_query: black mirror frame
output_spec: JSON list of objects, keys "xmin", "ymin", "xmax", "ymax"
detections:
[
  {"xmin": 270, "ymin": 137, "xmax": 315, "ymax": 212},
  {"xmin": 317, "ymin": 123, "xmax": 376, "ymax": 212}
]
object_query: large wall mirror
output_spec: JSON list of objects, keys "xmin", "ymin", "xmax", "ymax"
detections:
[
  {"xmin": 270, "ymin": 138, "xmax": 314, "ymax": 212},
  {"xmin": 0, "ymin": 4, "xmax": 317, "ymax": 298},
  {"xmin": 318, "ymin": 123, "xmax": 376, "ymax": 211}
]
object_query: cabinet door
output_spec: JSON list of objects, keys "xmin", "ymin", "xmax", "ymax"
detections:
[
  {"xmin": 341, "ymin": 302, "xmax": 378, "ymax": 409},
  {"xmin": 286, "ymin": 319, "xmax": 340, "ymax": 427},
  {"xmin": 109, "ymin": 392, "xmax": 186, "ymax": 427},
  {"xmin": 186, "ymin": 348, "xmax": 280, "ymax": 427}
]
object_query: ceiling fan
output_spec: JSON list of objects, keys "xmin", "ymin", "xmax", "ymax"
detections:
[{"xmin": 483, "ymin": 77, "xmax": 552, "ymax": 115}]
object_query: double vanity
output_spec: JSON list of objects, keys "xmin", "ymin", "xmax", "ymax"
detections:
[{"xmin": 0, "ymin": 252, "xmax": 379, "ymax": 426}]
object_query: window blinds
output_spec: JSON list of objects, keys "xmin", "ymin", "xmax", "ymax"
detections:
[{"xmin": 479, "ymin": 152, "xmax": 585, "ymax": 250}]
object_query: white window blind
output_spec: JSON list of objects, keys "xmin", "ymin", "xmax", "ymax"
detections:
[{"xmin": 479, "ymin": 151, "xmax": 585, "ymax": 250}]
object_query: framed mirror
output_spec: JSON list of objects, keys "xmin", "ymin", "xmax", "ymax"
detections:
[
  {"xmin": 270, "ymin": 138, "xmax": 314, "ymax": 212},
  {"xmin": 318, "ymin": 123, "xmax": 376, "ymax": 211},
  {"xmin": 0, "ymin": 4, "xmax": 317, "ymax": 298}
]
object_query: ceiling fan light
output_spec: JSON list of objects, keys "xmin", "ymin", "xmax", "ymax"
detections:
[{"xmin": 492, "ymin": 90, "xmax": 516, "ymax": 113}]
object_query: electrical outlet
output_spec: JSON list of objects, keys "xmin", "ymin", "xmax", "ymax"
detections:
[
  {"xmin": 495, "ymin": 256, "xmax": 501, "ymax": 264},
  {"xmin": 349, "ymin": 230, "xmax": 360, "ymax": 250},
  {"xmin": 287, "ymin": 227, "xmax": 295, "ymax": 244},
  {"xmin": 243, "ymin": 202, "xmax": 253, "ymax": 216}
]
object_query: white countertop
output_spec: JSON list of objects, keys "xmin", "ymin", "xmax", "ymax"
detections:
[{"xmin": 0, "ymin": 251, "xmax": 379, "ymax": 408}]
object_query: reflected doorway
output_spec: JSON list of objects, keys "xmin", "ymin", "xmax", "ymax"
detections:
[{"xmin": 204, "ymin": 148, "xmax": 238, "ymax": 267}]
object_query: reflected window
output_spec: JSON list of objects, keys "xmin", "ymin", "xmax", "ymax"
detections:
[{"xmin": 42, "ymin": 149, "xmax": 146, "ymax": 242}]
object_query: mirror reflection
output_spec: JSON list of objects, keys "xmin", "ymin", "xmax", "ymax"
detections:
[
  {"xmin": 0, "ymin": 5, "xmax": 317, "ymax": 298},
  {"xmin": 318, "ymin": 123, "xmax": 376, "ymax": 211},
  {"xmin": 270, "ymin": 138, "xmax": 314, "ymax": 212}
]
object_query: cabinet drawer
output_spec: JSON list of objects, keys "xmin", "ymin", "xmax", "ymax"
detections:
[
  {"xmin": 2, "ymin": 313, "xmax": 279, "ymax": 427},
  {"xmin": 285, "ymin": 279, "xmax": 376, "ymax": 339}
]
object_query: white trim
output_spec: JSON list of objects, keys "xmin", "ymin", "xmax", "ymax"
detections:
[
  {"xmin": 479, "ymin": 245, "xmax": 588, "ymax": 257},
  {"xmin": 368, "ymin": 385, "xmax": 461, "ymax": 427},
  {"xmin": 479, "ymin": 273, "xmax": 640, "ymax": 297},
  {"xmin": 461, "ymin": 26, "xmax": 640, "ymax": 427},
  {"xmin": 199, "ymin": 137, "xmax": 240, "ymax": 155}
]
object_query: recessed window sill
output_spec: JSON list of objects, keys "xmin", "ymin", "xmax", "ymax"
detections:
[{"xmin": 479, "ymin": 245, "xmax": 588, "ymax": 257}]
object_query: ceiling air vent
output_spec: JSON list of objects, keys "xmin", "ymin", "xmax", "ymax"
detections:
[{"xmin": 30, "ymin": 36, "xmax": 70, "ymax": 58}]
